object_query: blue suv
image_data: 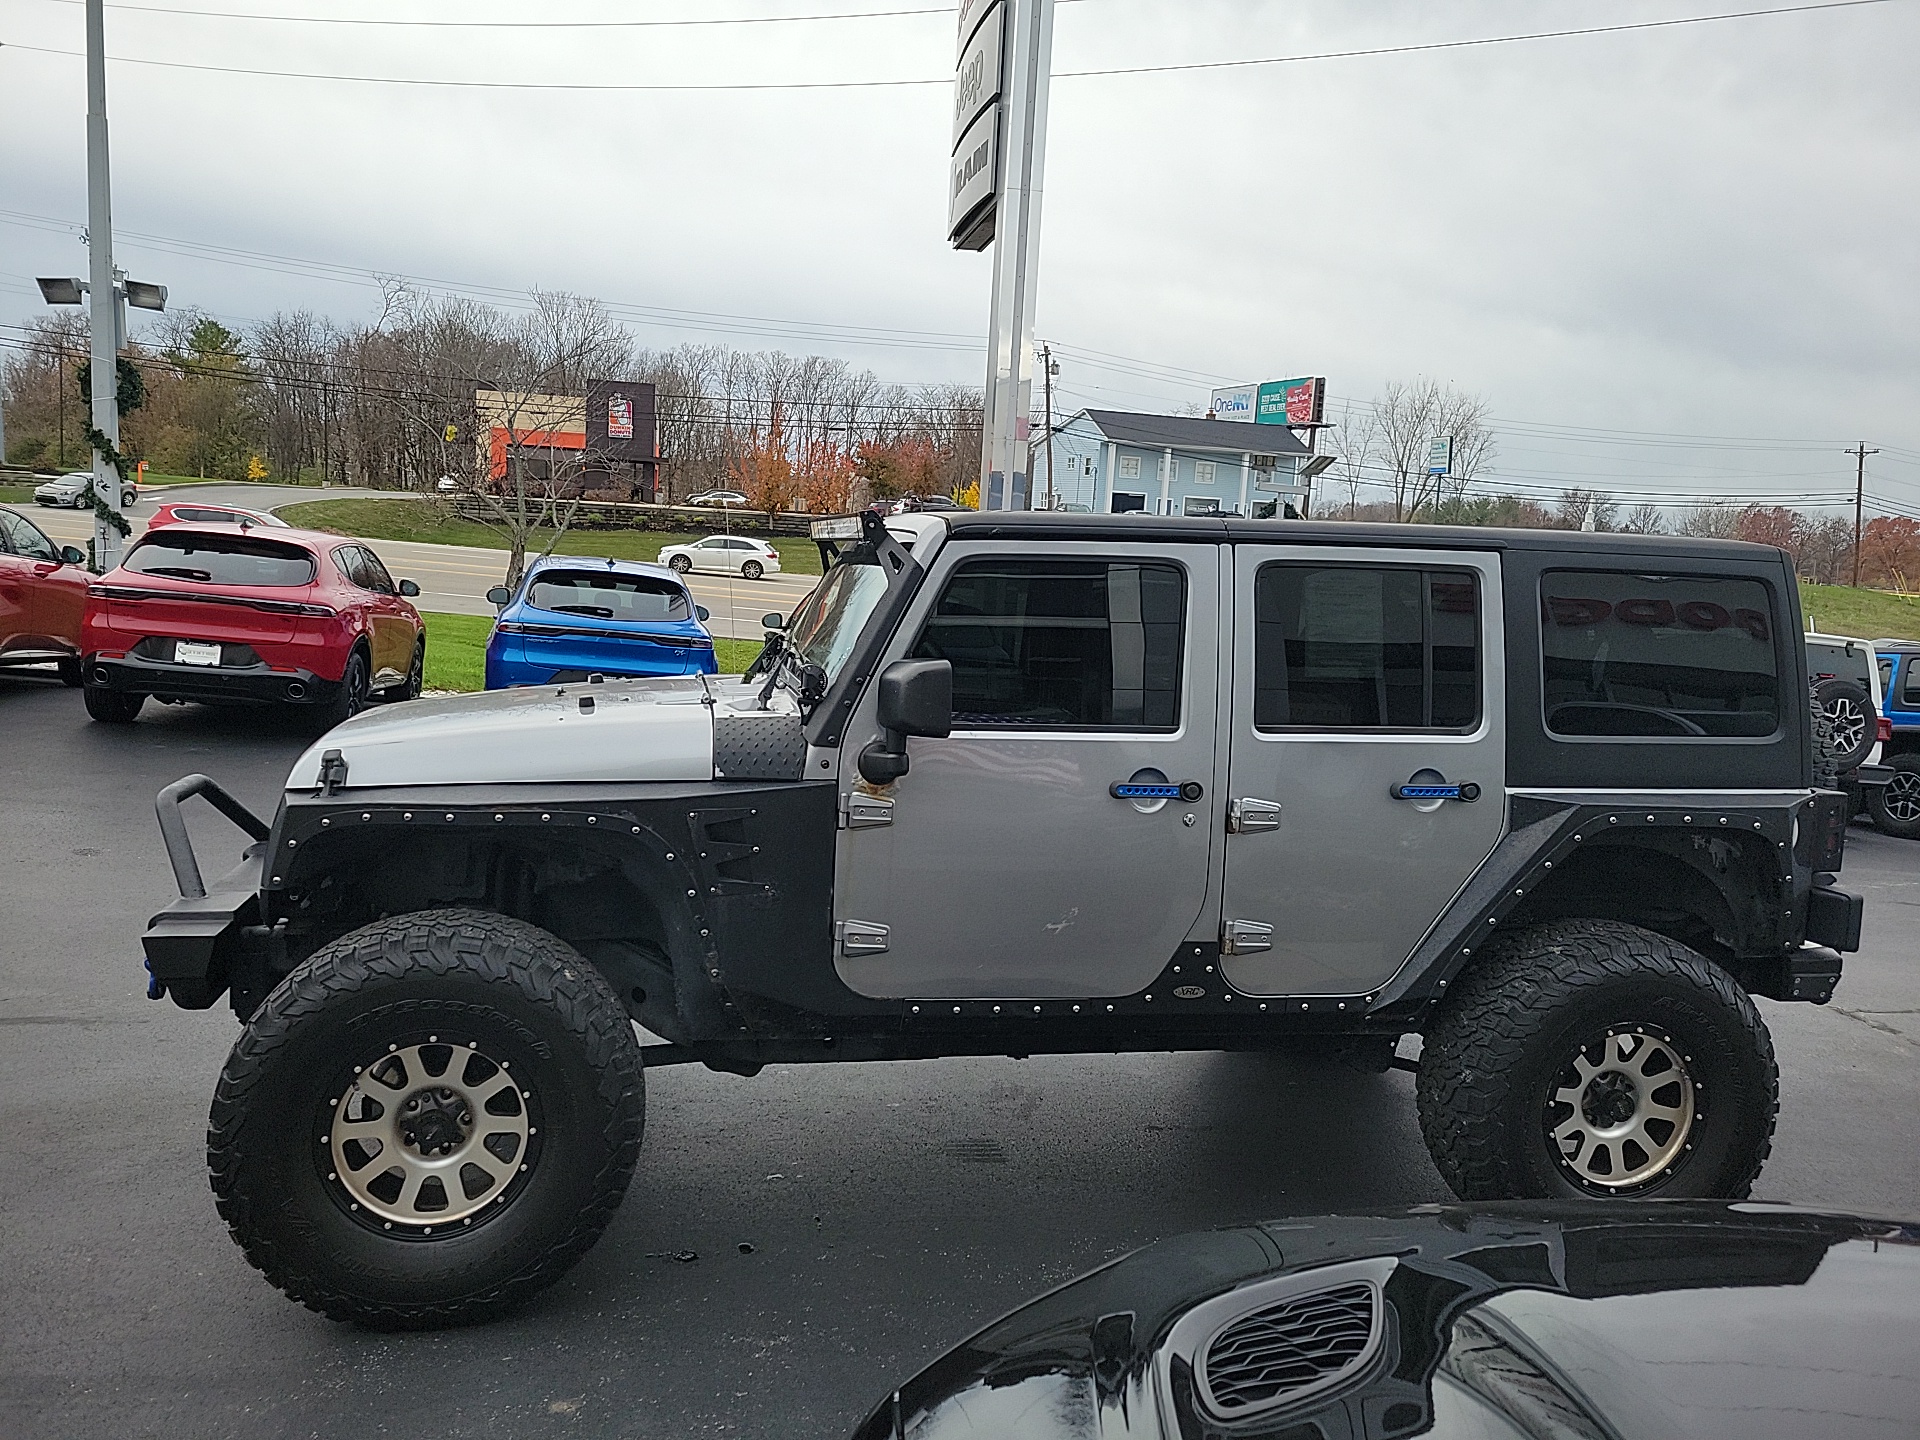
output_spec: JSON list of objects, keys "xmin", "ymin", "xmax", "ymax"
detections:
[
  {"xmin": 484, "ymin": 556, "xmax": 717, "ymax": 688},
  {"xmin": 1871, "ymin": 641, "xmax": 1920, "ymax": 838}
]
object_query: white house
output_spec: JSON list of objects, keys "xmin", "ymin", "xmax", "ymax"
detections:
[{"xmin": 1039, "ymin": 409, "xmax": 1315, "ymax": 517}]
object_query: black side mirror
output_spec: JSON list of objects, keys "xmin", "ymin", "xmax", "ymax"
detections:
[
  {"xmin": 695, "ymin": 605, "xmax": 711, "ymax": 622},
  {"xmin": 486, "ymin": 586, "xmax": 512, "ymax": 607},
  {"xmin": 859, "ymin": 659, "xmax": 952, "ymax": 784},
  {"xmin": 761, "ymin": 612, "xmax": 786, "ymax": 631},
  {"xmin": 398, "ymin": 579, "xmax": 421, "ymax": 597},
  {"xmin": 58, "ymin": 545, "xmax": 87, "ymax": 566}
]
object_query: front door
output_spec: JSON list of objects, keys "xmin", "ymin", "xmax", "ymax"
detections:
[
  {"xmin": 1219, "ymin": 546, "xmax": 1506, "ymax": 998},
  {"xmin": 834, "ymin": 541, "xmax": 1223, "ymax": 999}
]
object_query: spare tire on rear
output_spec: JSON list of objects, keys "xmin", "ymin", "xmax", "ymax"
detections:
[{"xmin": 1812, "ymin": 676, "xmax": 1876, "ymax": 771}]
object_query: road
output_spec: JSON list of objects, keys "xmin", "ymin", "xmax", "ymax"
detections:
[
  {"xmin": 1, "ymin": 677, "xmax": 1916, "ymax": 1439},
  {"xmin": 23, "ymin": 484, "xmax": 821, "ymax": 639}
]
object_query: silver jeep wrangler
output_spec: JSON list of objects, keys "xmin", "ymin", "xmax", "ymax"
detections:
[{"xmin": 142, "ymin": 511, "xmax": 1864, "ymax": 1327}]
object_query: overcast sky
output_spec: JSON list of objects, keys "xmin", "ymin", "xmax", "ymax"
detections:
[{"xmin": 3, "ymin": 0, "xmax": 1917, "ymax": 514}]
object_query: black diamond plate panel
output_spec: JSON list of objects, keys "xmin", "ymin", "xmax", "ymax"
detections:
[{"xmin": 713, "ymin": 712, "xmax": 807, "ymax": 781}]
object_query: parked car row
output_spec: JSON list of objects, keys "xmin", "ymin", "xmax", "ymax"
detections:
[{"xmin": 2, "ymin": 503, "xmax": 425, "ymax": 730}]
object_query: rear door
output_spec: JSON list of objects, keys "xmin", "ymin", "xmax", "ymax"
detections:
[
  {"xmin": 348, "ymin": 546, "xmax": 416, "ymax": 685},
  {"xmin": 1219, "ymin": 545, "xmax": 1506, "ymax": 998},
  {"xmin": 833, "ymin": 539, "xmax": 1224, "ymax": 1000}
]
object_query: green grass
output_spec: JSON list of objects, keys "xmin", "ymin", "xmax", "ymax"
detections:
[
  {"xmin": 0, "ymin": 485, "xmax": 35, "ymax": 505},
  {"xmin": 1800, "ymin": 584, "xmax": 1920, "ymax": 643},
  {"xmin": 422, "ymin": 610, "xmax": 761, "ymax": 694},
  {"xmin": 278, "ymin": 497, "xmax": 824, "ymax": 576}
]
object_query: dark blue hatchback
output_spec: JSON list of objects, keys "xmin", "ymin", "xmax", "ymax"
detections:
[{"xmin": 483, "ymin": 556, "xmax": 717, "ymax": 688}]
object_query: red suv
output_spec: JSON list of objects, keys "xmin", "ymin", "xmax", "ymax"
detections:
[
  {"xmin": 1, "ymin": 505, "xmax": 91, "ymax": 685},
  {"xmin": 82, "ymin": 525, "xmax": 425, "ymax": 728}
]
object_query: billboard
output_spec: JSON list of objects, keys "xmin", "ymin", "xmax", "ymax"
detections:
[
  {"xmin": 1209, "ymin": 384, "xmax": 1256, "ymax": 422},
  {"xmin": 1255, "ymin": 376, "xmax": 1325, "ymax": 427},
  {"xmin": 584, "ymin": 379, "xmax": 656, "ymax": 463},
  {"xmin": 949, "ymin": 0, "xmax": 1005, "ymax": 250}
]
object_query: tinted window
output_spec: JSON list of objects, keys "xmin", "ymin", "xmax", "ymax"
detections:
[
  {"xmin": 1541, "ymin": 571, "xmax": 1778, "ymax": 738},
  {"xmin": 1, "ymin": 511, "xmax": 56, "ymax": 561},
  {"xmin": 1254, "ymin": 566, "xmax": 1480, "ymax": 729},
  {"xmin": 356, "ymin": 548, "xmax": 397, "ymax": 594},
  {"xmin": 911, "ymin": 559, "xmax": 1185, "ymax": 729},
  {"xmin": 124, "ymin": 533, "xmax": 316, "ymax": 587},
  {"xmin": 1903, "ymin": 658, "xmax": 1920, "ymax": 708},
  {"xmin": 175, "ymin": 506, "xmax": 248, "ymax": 524},
  {"xmin": 526, "ymin": 570, "xmax": 692, "ymax": 622}
]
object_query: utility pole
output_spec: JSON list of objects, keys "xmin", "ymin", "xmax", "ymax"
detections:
[
  {"xmin": 84, "ymin": 0, "xmax": 128, "ymax": 572},
  {"xmin": 1039, "ymin": 342, "xmax": 1056, "ymax": 511},
  {"xmin": 1849, "ymin": 441, "xmax": 1878, "ymax": 587}
]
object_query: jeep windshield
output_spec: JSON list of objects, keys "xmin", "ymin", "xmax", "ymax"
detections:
[{"xmin": 784, "ymin": 553, "xmax": 890, "ymax": 685}]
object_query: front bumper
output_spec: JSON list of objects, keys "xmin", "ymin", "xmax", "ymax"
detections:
[
  {"xmin": 89, "ymin": 652, "xmax": 340, "ymax": 706},
  {"xmin": 141, "ymin": 774, "xmax": 276, "ymax": 1009}
]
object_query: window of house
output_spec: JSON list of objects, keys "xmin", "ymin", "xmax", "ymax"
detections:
[
  {"xmin": 1540, "ymin": 571, "xmax": 1778, "ymax": 739},
  {"xmin": 1118, "ymin": 454, "xmax": 1142, "ymax": 481},
  {"xmin": 1194, "ymin": 460, "xmax": 1217, "ymax": 485},
  {"xmin": 1254, "ymin": 565, "xmax": 1481, "ymax": 730},
  {"xmin": 1183, "ymin": 496, "xmax": 1222, "ymax": 517},
  {"xmin": 911, "ymin": 558, "xmax": 1185, "ymax": 729}
]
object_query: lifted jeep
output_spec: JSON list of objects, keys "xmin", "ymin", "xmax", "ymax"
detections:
[{"xmin": 143, "ymin": 510, "xmax": 1863, "ymax": 1327}]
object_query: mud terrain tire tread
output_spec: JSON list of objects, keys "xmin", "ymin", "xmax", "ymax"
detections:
[
  {"xmin": 1415, "ymin": 917, "xmax": 1777, "ymax": 1202},
  {"xmin": 208, "ymin": 909, "xmax": 644, "ymax": 1329}
]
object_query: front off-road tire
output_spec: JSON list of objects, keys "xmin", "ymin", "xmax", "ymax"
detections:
[
  {"xmin": 1416, "ymin": 918, "xmax": 1777, "ymax": 1201},
  {"xmin": 208, "ymin": 909, "xmax": 645, "ymax": 1328}
]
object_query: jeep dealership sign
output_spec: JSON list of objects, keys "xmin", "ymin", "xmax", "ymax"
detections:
[{"xmin": 949, "ymin": 0, "xmax": 1006, "ymax": 250}]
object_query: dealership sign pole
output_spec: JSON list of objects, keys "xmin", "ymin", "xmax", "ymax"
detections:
[{"xmin": 951, "ymin": 0, "xmax": 1055, "ymax": 510}]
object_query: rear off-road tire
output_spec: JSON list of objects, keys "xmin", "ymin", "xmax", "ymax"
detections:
[
  {"xmin": 208, "ymin": 909, "xmax": 645, "ymax": 1329},
  {"xmin": 1867, "ymin": 753, "xmax": 1920, "ymax": 840},
  {"xmin": 1416, "ymin": 918, "xmax": 1777, "ymax": 1202}
]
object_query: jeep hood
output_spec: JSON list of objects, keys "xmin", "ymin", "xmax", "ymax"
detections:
[{"xmin": 286, "ymin": 676, "xmax": 790, "ymax": 790}]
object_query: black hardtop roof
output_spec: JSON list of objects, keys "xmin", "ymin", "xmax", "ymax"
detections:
[{"xmin": 941, "ymin": 510, "xmax": 1786, "ymax": 562}]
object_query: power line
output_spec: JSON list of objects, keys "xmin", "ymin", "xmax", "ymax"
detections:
[
  {"xmin": 2, "ymin": 0, "xmax": 1901, "ymax": 93},
  {"xmin": 40, "ymin": 0, "xmax": 979, "ymax": 27}
]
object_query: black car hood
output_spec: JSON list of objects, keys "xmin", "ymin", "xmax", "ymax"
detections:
[{"xmin": 851, "ymin": 1202, "xmax": 1920, "ymax": 1440}]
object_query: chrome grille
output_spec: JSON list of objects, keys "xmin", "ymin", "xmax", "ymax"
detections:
[{"xmin": 1202, "ymin": 1280, "xmax": 1378, "ymax": 1413}]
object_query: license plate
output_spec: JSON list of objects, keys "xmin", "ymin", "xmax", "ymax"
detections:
[{"xmin": 174, "ymin": 640, "xmax": 222, "ymax": 667}]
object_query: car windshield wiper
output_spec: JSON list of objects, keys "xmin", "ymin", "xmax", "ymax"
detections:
[
  {"xmin": 140, "ymin": 566, "xmax": 214, "ymax": 581},
  {"xmin": 548, "ymin": 604, "xmax": 615, "ymax": 618}
]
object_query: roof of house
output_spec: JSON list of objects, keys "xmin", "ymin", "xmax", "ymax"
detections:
[{"xmin": 1070, "ymin": 409, "xmax": 1312, "ymax": 456}]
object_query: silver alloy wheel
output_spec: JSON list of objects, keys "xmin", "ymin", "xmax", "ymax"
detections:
[
  {"xmin": 1883, "ymin": 769, "xmax": 1920, "ymax": 824},
  {"xmin": 1547, "ymin": 1026, "xmax": 1696, "ymax": 1190},
  {"xmin": 1820, "ymin": 696, "xmax": 1868, "ymax": 757},
  {"xmin": 328, "ymin": 1040, "xmax": 533, "ymax": 1230}
]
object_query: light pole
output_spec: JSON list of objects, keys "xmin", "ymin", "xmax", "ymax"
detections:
[{"xmin": 33, "ymin": 0, "xmax": 165, "ymax": 571}]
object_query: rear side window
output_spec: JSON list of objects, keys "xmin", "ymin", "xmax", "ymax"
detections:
[
  {"xmin": 1254, "ymin": 565, "xmax": 1481, "ymax": 730},
  {"xmin": 124, "ymin": 533, "xmax": 316, "ymax": 587},
  {"xmin": 1541, "ymin": 572, "xmax": 1778, "ymax": 739},
  {"xmin": 527, "ymin": 570, "xmax": 692, "ymax": 622},
  {"xmin": 174, "ymin": 506, "xmax": 242, "ymax": 524},
  {"xmin": 911, "ymin": 558, "xmax": 1185, "ymax": 729}
]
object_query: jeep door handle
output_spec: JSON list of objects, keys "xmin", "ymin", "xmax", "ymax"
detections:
[
  {"xmin": 1391, "ymin": 780, "xmax": 1481, "ymax": 802},
  {"xmin": 1110, "ymin": 780, "xmax": 1203, "ymax": 802}
]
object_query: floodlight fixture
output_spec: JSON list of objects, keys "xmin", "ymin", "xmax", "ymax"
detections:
[
  {"xmin": 37, "ymin": 277, "xmax": 86, "ymax": 306},
  {"xmin": 124, "ymin": 280, "xmax": 167, "ymax": 311}
]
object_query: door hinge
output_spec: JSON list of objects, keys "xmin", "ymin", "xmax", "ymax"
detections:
[
  {"xmin": 836, "ymin": 919, "xmax": 891, "ymax": 956},
  {"xmin": 1227, "ymin": 797, "xmax": 1282, "ymax": 834},
  {"xmin": 1221, "ymin": 919, "xmax": 1274, "ymax": 955},
  {"xmin": 840, "ymin": 792, "xmax": 894, "ymax": 829}
]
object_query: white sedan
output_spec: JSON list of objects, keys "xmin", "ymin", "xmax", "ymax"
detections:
[
  {"xmin": 657, "ymin": 535, "xmax": 783, "ymax": 580},
  {"xmin": 35, "ymin": 470, "xmax": 138, "ymax": 509}
]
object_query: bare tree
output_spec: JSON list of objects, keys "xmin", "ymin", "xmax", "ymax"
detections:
[
  {"xmin": 467, "ymin": 292, "xmax": 636, "ymax": 587},
  {"xmin": 1675, "ymin": 504, "xmax": 1742, "ymax": 539},
  {"xmin": 1618, "ymin": 502, "xmax": 1665, "ymax": 534},
  {"xmin": 1553, "ymin": 489, "xmax": 1617, "ymax": 531},
  {"xmin": 1372, "ymin": 379, "xmax": 1496, "ymax": 521},
  {"xmin": 1327, "ymin": 405, "xmax": 1378, "ymax": 518}
]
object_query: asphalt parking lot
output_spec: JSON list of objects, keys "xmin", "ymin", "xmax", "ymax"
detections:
[{"xmin": 2, "ymin": 674, "xmax": 1917, "ymax": 1440}]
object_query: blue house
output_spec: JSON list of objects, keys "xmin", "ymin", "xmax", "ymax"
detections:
[{"xmin": 1039, "ymin": 409, "xmax": 1315, "ymax": 517}]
